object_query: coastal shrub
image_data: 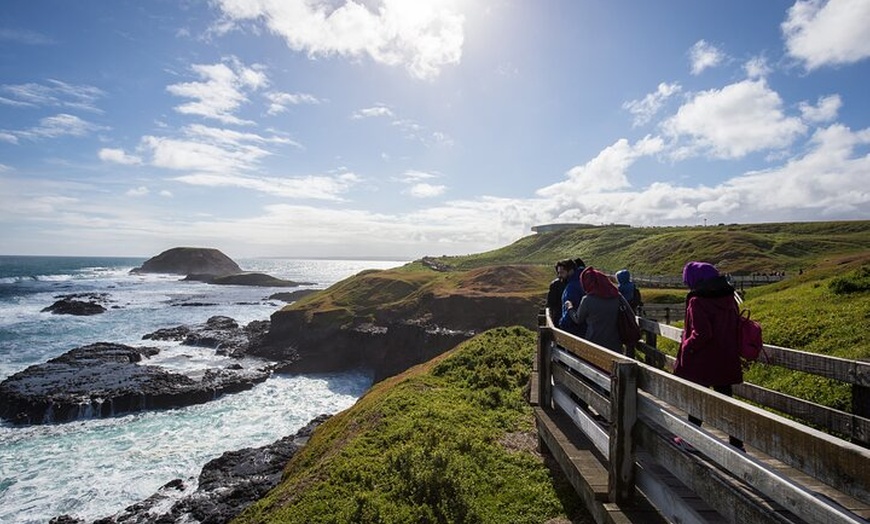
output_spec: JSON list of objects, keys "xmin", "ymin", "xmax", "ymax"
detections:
[
  {"xmin": 235, "ymin": 327, "xmax": 588, "ymax": 524},
  {"xmin": 828, "ymin": 266, "xmax": 870, "ymax": 295}
]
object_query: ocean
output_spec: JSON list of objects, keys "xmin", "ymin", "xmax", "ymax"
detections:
[{"xmin": 0, "ymin": 255, "xmax": 407, "ymax": 523}]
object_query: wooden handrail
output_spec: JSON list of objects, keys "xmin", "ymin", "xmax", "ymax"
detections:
[{"xmin": 535, "ymin": 308, "xmax": 870, "ymax": 523}]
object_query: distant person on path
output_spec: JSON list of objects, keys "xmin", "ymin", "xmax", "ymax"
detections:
[
  {"xmin": 566, "ymin": 267, "xmax": 621, "ymax": 352},
  {"xmin": 546, "ymin": 261, "xmax": 566, "ymax": 326},
  {"xmin": 673, "ymin": 261, "xmax": 745, "ymax": 452},
  {"xmin": 558, "ymin": 259, "xmax": 586, "ymax": 336},
  {"xmin": 615, "ymin": 269, "xmax": 642, "ymax": 313}
]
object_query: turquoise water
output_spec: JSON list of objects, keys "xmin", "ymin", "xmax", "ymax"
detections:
[{"xmin": 0, "ymin": 256, "xmax": 406, "ymax": 523}]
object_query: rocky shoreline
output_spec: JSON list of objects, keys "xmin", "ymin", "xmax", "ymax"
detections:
[{"xmin": 50, "ymin": 414, "xmax": 331, "ymax": 524}]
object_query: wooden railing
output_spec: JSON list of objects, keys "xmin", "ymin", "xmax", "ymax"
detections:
[{"xmin": 532, "ymin": 309, "xmax": 870, "ymax": 524}]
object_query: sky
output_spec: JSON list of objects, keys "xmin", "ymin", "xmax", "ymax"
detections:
[{"xmin": 1, "ymin": 0, "xmax": 869, "ymax": 259}]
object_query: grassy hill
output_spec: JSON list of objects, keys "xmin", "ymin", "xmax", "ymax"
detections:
[
  {"xmin": 420, "ymin": 220, "xmax": 870, "ymax": 276},
  {"xmin": 235, "ymin": 328, "xmax": 590, "ymax": 523},
  {"xmin": 241, "ymin": 221, "xmax": 868, "ymax": 523}
]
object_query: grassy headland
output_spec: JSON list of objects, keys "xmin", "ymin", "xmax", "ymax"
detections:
[
  {"xmin": 242, "ymin": 221, "xmax": 868, "ymax": 522},
  {"xmin": 236, "ymin": 327, "xmax": 589, "ymax": 523}
]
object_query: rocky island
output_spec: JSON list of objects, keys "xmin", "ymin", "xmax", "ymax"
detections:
[{"xmin": 132, "ymin": 247, "xmax": 313, "ymax": 287}]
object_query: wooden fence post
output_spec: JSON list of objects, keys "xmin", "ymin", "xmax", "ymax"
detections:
[
  {"xmin": 538, "ymin": 325, "xmax": 553, "ymax": 411},
  {"xmin": 853, "ymin": 383, "xmax": 870, "ymax": 419},
  {"xmin": 609, "ymin": 360, "xmax": 638, "ymax": 503}
]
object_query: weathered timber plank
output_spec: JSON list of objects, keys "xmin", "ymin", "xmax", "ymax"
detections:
[
  {"xmin": 552, "ymin": 346, "xmax": 613, "ymax": 392},
  {"xmin": 761, "ymin": 345, "xmax": 870, "ymax": 386},
  {"xmin": 609, "ymin": 361, "xmax": 638, "ymax": 504},
  {"xmin": 552, "ymin": 364, "xmax": 611, "ymax": 418},
  {"xmin": 634, "ymin": 457, "xmax": 729, "ymax": 524},
  {"xmin": 534, "ymin": 407, "xmax": 609, "ymax": 500},
  {"xmin": 636, "ymin": 386, "xmax": 870, "ymax": 522},
  {"xmin": 529, "ymin": 370, "xmax": 540, "ymax": 407},
  {"xmin": 636, "ymin": 421, "xmax": 804, "ymax": 524},
  {"xmin": 554, "ymin": 385, "xmax": 610, "ymax": 459},
  {"xmin": 734, "ymin": 382, "xmax": 870, "ymax": 446},
  {"xmin": 534, "ymin": 406, "xmax": 668, "ymax": 524},
  {"xmin": 553, "ymin": 329, "xmax": 630, "ymax": 372}
]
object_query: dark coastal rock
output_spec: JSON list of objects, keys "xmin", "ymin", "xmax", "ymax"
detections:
[
  {"xmin": 184, "ymin": 272, "xmax": 313, "ymax": 288},
  {"xmin": 268, "ymin": 289, "xmax": 318, "ymax": 302},
  {"xmin": 131, "ymin": 247, "xmax": 242, "ymax": 276},
  {"xmin": 143, "ymin": 316, "xmax": 271, "ymax": 358},
  {"xmin": 42, "ymin": 293, "xmax": 112, "ymax": 316},
  {"xmin": 254, "ymin": 312, "xmax": 473, "ymax": 382},
  {"xmin": 0, "ymin": 342, "xmax": 272, "ymax": 425},
  {"xmin": 79, "ymin": 415, "xmax": 330, "ymax": 524},
  {"xmin": 211, "ymin": 272, "xmax": 313, "ymax": 288}
]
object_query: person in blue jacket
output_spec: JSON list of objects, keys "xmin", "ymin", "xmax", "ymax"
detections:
[
  {"xmin": 615, "ymin": 269, "xmax": 642, "ymax": 313},
  {"xmin": 558, "ymin": 258, "xmax": 586, "ymax": 336}
]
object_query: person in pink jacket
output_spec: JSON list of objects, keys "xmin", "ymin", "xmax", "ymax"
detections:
[{"xmin": 673, "ymin": 261, "xmax": 745, "ymax": 452}]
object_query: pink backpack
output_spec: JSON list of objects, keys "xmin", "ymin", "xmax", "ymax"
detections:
[{"xmin": 738, "ymin": 309, "xmax": 764, "ymax": 361}]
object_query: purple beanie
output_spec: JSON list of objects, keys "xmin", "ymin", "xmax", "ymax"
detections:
[{"xmin": 682, "ymin": 261, "xmax": 719, "ymax": 289}]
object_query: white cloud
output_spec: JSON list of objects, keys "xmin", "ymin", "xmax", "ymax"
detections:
[
  {"xmin": 783, "ymin": 0, "xmax": 870, "ymax": 70},
  {"xmin": 183, "ymin": 123, "xmax": 301, "ymax": 148},
  {"xmin": 99, "ymin": 148, "xmax": 142, "ymax": 165},
  {"xmin": 0, "ymin": 28, "xmax": 54, "ymax": 45},
  {"xmin": 744, "ymin": 56, "xmax": 771, "ymax": 79},
  {"xmin": 212, "ymin": 0, "xmax": 465, "ymax": 80},
  {"xmin": 141, "ymin": 135, "xmax": 270, "ymax": 172},
  {"xmin": 0, "ymin": 80, "xmax": 104, "ymax": 112},
  {"xmin": 399, "ymin": 169, "xmax": 437, "ymax": 182},
  {"xmin": 352, "ymin": 105, "xmax": 394, "ymax": 119},
  {"xmin": 126, "ymin": 186, "xmax": 150, "ymax": 197},
  {"xmin": 799, "ymin": 94, "xmax": 842, "ymax": 123},
  {"xmin": 24, "ymin": 113, "xmax": 108, "ymax": 139},
  {"xmin": 623, "ymin": 82, "xmax": 682, "ymax": 127},
  {"xmin": 407, "ymin": 182, "xmax": 446, "ymax": 198},
  {"xmin": 265, "ymin": 91, "xmax": 321, "ymax": 115},
  {"xmin": 167, "ymin": 58, "xmax": 268, "ymax": 124},
  {"xmin": 662, "ymin": 80, "xmax": 806, "ymax": 159},
  {"xmin": 689, "ymin": 40, "xmax": 726, "ymax": 75},
  {"xmin": 172, "ymin": 171, "xmax": 361, "ymax": 200},
  {"xmin": 160, "ymin": 190, "xmax": 173, "ymax": 198},
  {"xmin": 0, "ymin": 132, "xmax": 18, "ymax": 144},
  {"xmin": 537, "ymin": 136, "xmax": 664, "ymax": 197}
]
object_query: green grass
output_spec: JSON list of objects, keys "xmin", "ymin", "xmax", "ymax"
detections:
[
  {"xmin": 235, "ymin": 327, "xmax": 590, "ymax": 524},
  {"xmin": 426, "ymin": 221, "xmax": 870, "ymax": 276}
]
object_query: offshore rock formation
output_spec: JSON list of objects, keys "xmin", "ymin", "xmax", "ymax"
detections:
[
  {"xmin": 0, "ymin": 341, "xmax": 272, "ymax": 425},
  {"xmin": 52, "ymin": 415, "xmax": 330, "ymax": 524},
  {"xmin": 131, "ymin": 247, "xmax": 242, "ymax": 276},
  {"xmin": 184, "ymin": 272, "xmax": 314, "ymax": 288}
]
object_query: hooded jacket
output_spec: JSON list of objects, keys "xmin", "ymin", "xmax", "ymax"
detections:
[
  {"xmin": 615, "ymin": 269, "xmax": 641, "ymax": 310},
  {"xmin": 674, "ymin": 267, "xmax": 743, "ymax": 387}
]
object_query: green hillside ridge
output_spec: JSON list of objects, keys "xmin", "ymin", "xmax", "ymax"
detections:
[
  {"xmin": 424, "ymin": 220, "xmax": 870, "ymax": 275},
  {"xmin": 236, "ymin": 327, "xmax": 589, "ymax": 524}
]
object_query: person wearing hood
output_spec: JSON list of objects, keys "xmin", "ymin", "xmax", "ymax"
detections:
[
  {"xmin": 558, "ymin": 259, "xmax": 586, "ymax": 336},
  {"xmin": 566, "ymin": 267, "xmax": 621, "ymax": 352},
  {"xmin": 673, "ymin": 261, "xmax": 744, "ymax": 452},
  {"xmin": 615, "ymin": 269, "xmax": 642, "ymax": 313}
]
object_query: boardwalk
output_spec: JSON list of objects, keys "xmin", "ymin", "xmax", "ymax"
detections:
[{"xmin": 532, "ymin": 309, "xmax": 870, "ymax": 524}]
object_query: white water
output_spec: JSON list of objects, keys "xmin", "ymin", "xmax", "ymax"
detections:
[{"xmin": 0, "ymin": 257, "xmax": 406, "ymax": 523}]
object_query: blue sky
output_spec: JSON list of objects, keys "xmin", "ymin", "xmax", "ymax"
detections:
[{"xmin": 1, "ymin": 0, "xmax": 868, "ymax": 258}]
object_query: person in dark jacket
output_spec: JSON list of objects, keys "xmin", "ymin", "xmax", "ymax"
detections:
[
  {"xmin": 546, "ymin": 262, "xmax": 566, "ymax": 326},
  {"xmin": 567, "ymin": 267, "xmax": 622, "ymax": 352},
  {"xmin": 615, "ymin": 269, "xmax": 642, "ymax": 313},
  {"xmin": 557, "ymin": 259, "xmax": 586, "ymax": 336},
  {"xmin": 673, "ymin": 261, "xmax": 744, "ymax": 451}
]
